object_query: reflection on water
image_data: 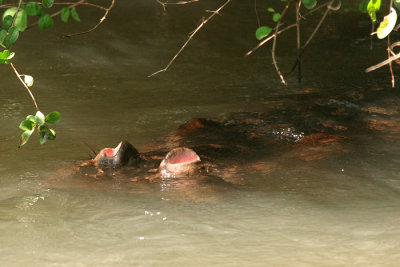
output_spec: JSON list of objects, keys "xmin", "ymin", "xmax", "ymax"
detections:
[{"xmin": 1, "ymin": 0, "xmax": 400, "ymax": 266}]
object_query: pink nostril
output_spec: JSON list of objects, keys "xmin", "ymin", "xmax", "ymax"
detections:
[
  {"xmin": 103, "ymin": 148, "xmax": 115, "ymax": 157},
  {"xmin": 166, "ymin": 148, "xmax": 200, "ymax": 164}
]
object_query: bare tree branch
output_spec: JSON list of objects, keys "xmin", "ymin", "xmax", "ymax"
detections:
[
  {"xmin": 245, "ymin": 24, "xmax": 297, "ymax": 56},
  {"xmin": 365, "ymin": 41, "xmax": 400, "ymax": 72},
  {"xmin": 25, "ymin": 0, "xmax": 96, "ymax": 30},
  {"xmin": 10, "ymin": 63, "xmax": 39, "ymax": 110},
  {"xmin": 156, "ymin": 0, "xmax": 199, "ymax": 11},
  {"xmin": 63, "ymin": 0, "xmax": 116, "ymax": 38},
  {"xmin": 271, "ymin": 0, "xmax": 292, "ymax": 85},
  {"xmin": 295, "ymin": 0, "xmax": 301, "ymax": 83},
  {"xmin": 149, "ymin": 0, "xmax": 232, "ymax": 77}
]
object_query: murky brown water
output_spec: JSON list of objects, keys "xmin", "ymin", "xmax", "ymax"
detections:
[{"xmin": 1, "ymin": 1, "xmax": 400, "ymax": 266}]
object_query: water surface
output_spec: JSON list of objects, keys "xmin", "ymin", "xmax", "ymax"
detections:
[{"xmin": 1, "ymin": 1, "xmax": 400, "ymax": 266}]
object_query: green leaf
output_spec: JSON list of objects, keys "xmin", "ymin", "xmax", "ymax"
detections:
[
  {"xmin": 369, "ymin": 11, "xmax": 377, "ymax": 22},
  {"xmin": 273, "ymin": 13, "xmax": 281, "ymax": 22},
  {"xmin": 38, "ymin": 125, "xmax": 50, "ymax": 144},
  {"xmin": 1, "ymin": 7, "xmax": 27, "ymax": 31},
  {"xmin": 0, "ymin": 49, "xmax": 13, "ymax": 64},
  {"xmin": 19, "ymin": 119, "xmax": 35, "ymax": 131},
  {"xmin": 255, "ymin": 26, "xmax": 272, "ymax": 40},
  {"xmin": 5, "ymin": 26, "xmax": 19, "ymax": 47},
  {"xmin": 24, "ymin": 75, "xmax": 34, "ymax": 87},
  {"xmin": 0, "ymin": 49, "xmax": 10, "ymax": 59},
  {"xmin": 395, "ymin": 0, "xmax": 400, "ymax": 11},
  {"xmin": 359, "ymin": 0, "xmax": 368, "ymax": 13},
  {"xmin": 302, "ymin": 0, "xmax": 317, "ymax": 10},
  {"xmin": 70, "ymin": 7, "xmax": 80, "ymax": 22},
  {"xmin": 377, "ymin": 8, "xmax": 397, "ymax": 39},
  {"xmin": 26, "ymin": 4, "xmax": 43, "ymax": 16},
  {"xmin": 38, "ymin": 14, "xmax": 54, "ymax": 30},
  {"xmin": 35, "ymin": 110, "xmax": 45, "ymax": 126},
  {"xmin": 47, "ymin": 128, "xmax": 56, "ymax": 140},
  {"xmin": 42, "ymin": 0, "xmax": 54, "ymax": 8},
  {"xmin": 0, "ymin": 29, "xmax": 6, "ymax": 44},
  {"xmin": 26, "ymin": 115, "xmax": 35, "ymax": 122},
  {"xmin": 45, "ymin": 111, "xmax": 60, "ymax": 124},
  {"xmin": 20, "ymin": 130, "xmax": 34, "ymax": 147},
  {"xmin": 367, "ymin": 0, "xmax": 381, "ymax": 22},
  {"xmin": 61, "ymin": 7, "xmax": 70, "ymax": 23},
  {"xmin": 2, "ymin": 8, "xmax": 17, "ymax": 20},
  {"xmin": 38, "ymin": 130, "xmax": 47, "ymax": 144},
  {"xmin": 2, "ymin": 15, "xmax": 13, "ymax": 30},
  {"xmin": 367, "ymin": 0, "xmax": 381, "ymax": 13},
  {"xmin": 267, "ymin": 8, "xmax": 275, "ymax": 12},
  {"xmin": 14, "ymin": 9, "xmax": 27, "ymax": 32}
]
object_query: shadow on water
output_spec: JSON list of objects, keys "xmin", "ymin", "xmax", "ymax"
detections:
[{"xmin": 1, "ymin": 0, "xmax": 400, "ymax": 265}]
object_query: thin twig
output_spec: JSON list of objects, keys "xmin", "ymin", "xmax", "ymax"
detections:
[
  {"xmin": 254, "ymin": 0, "xmax": 260, "ymax": 27},
  {"xmin": 245, "ymin": 24, "xmax": 297, "ymax": 56},
  {"xmin": 365, "ymin": 42, "xmax": 400, "ymax": 72},
  {"xmin": 1, "ymin": 1, "xmax": 106, "ymax": 10},
  {"xmin": 387, "ymin": 35, "xmax": 395, "ymax": 87},
  {"xmin": 388, "ymin": 0, "xmax": 394, "ymax": 87},
  {"xmin": 149, "ymin": 0, "xmax": 232, "ymax": 77},
  {"xmin": 25, "ymin": 0, "xmax": 92, "ymax": 30},
  {"xmin": 295, "ymin": 0, "xmax": 301, "ymax": 83},
  {"xmin": 271, "ymin": 1, "xmax": 292, "ymax": 85},
  {"xmin": 156, "ymin": 0, "xmax": 199, "ymax": 11},
  {"xmin": 287, "ymin": 0, "xmax": 340, "ymax": 76},
  {"xmin": 63, "ymin": 0, "xmax": 115, "ymax": 38},
  {"xmin": 247, "ymin": 0, "xmax": 340, "ymax": 58},
  {"xmin": 301, "ymin": 0, "xmax": 339, "ymax": 49},
  {"xmin": 370, "ymin": 22, "xmax": 375, "ymax": 50},
  {"xmin": 10, "ymin": 63, "xmax": 39, "ymax": 110},
  {"xmin": 11, "ymin": 0, "xmax": 23, "ymax": 28}
]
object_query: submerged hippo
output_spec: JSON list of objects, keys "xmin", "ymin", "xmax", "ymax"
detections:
[
  {"xmin": 55, "ymin": 88, "xmax": 400, "ymax": 202},
  {"xmin": 76, "ymin": 114, "xmax": 346, "ymax": 186},
  {"xmin": 86, "ymin": 140, "xmax": 202, "ymax": 178}
]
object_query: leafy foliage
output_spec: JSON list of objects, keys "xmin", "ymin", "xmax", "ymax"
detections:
[
  {"xmin": 5, "ymin": 26, "xmax": 19, "ymax": 47},
  {"xmin": 367, "ymin": 0, "xmax": 381, "ymax": 22},
  {"xmin": 0, "ymin": 49, "xmax": 14, "ymax": 64},
  {"xmin": 395, "ymin": 0, "xmax": 400, "ymax": 11},
  {"xmin": 302, "ymin": 0, "xmax": 317, "ymax": 10},
  {"xmin": 255, "ymin": 26, "xmax": 272, "ymax": 40},
  {"xmin": 19, "ymin": 111, "xmax": 60, "ymax": 147},
  {"xmin": 2, "ymin": 15, "xmax": 13, "ymax": 29},
  {"xmin": 0, "ymin": 2, "xmax": 81, "ymax": 146},
  {"xmin": 359, "ymin": 0, "xmax": 368, "ymax": 13},
  {"xmin": 61, "ymin": 7, "xmax": 69, "ymax": 23},
  {"xmin": 376, "ymin": 8, "xmax": 397, "ymax": 39},
  {"xmin": 70, "ymin": 7, "xmax": 80, "ymax": 22},
  {"xmin": 2, "ymin": 7, "xmax": 27, "ymax": 31},
  {"xmin": 26, "ymin": 3, "xmax": 43, "ymax": 16},
  {"xmin": 42, "ymin": 0, "xmax": 54, "ymax": 9},
  {"xmin": 38, "ymin": 13, "xmax": 53, "ymax": 30}
]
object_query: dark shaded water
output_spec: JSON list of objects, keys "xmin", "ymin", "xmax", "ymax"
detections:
[{"xmin": 1, "ymin": 1, "xmax": 400, "ymax": 266}]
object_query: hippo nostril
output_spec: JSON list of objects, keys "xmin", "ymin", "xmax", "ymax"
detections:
[
  {"xmin": 159, "ymin": 147, "xmax": 201, "ymax": 177},
  {"xmin": 103, "ymin": 148, "xmax": 115, "ymax": 157},
  {"xmin": 164, "ymin": 147, "xmax": 201, "ymax": 165}
]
